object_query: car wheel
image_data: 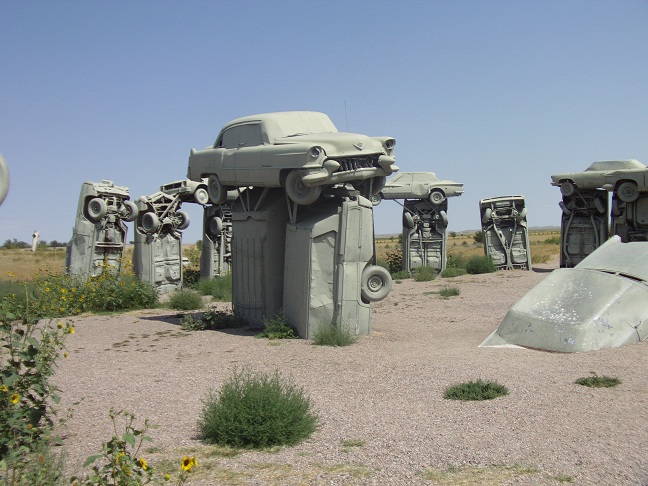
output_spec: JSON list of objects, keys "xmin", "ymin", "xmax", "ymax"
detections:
[
  {"xmin": 141, "ymin": 212, "xmax": 160, "ymax": 234},
  {"xmin": 481, "ymin": 208, "xmax": 492, "ymax": 225},
  {"xmin": 594, "ymin": 197, "xmax": 606, "ymax": 214},
  {"xmin": 176, "ymin": 210, "xmax": 190, "ymax": 230},
  {"xmin": 194, "ymin": 186, "xmax": 209, "ymax": 205},
  {"xmin": 370, "ymin": 193, "xmax": 382, "ymax": 206},
  {"xmin": 560, "ymin": 181, "xmax": 576, "ymax": 197},
  {"xmin": 617, "ymin": 181, "xmax": 639, "ymax": 203},
  {"xmin": 429, "ymin": 189, "xmax": 445, "ymax": 205},
  {"xmin": 403, "ymin": 211, "xmax": 415, "ymax": 229},
  {"xmin": 361, "ymin": 265, "xmax": 392, "ymax": 302},
  {"xmin": 370, "ymin": 176, "xmax": 387, "ymax": 194},
  {"xmin": 121, "ymin": 200, "xmax": 138, "ymax": 222},
  {"xmin": 0, "ymin": 154, "xmax": 9, "ymax": 206},
  {"xmin": 559, "ymin": 201, "xmax": 572, "ymax": 216},
  {"xmin": 285, "ymin": 170, "xmax": 322, "ymax": 205},
  {"xmin": 207, "ymin": 216, "xmax": 223, "ymax": 238},
  {"xmin": 207, "ymin": 174, "xmax": 227, "ymax": 205},
  {"xmin": 516, "ymin": 208, "xmax": 528, "ymax": 223},
  {"xmin": 86, "ymin": 197, "xmax": 108, "ymax": 222},
  {"xmin": 439, "ymin": 210, "xmax": 449, "ymax": 226}
]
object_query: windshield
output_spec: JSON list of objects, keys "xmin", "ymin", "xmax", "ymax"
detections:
[{"xmin": 271, "ymin": 112, "xmax": 338, "ymax": 138}]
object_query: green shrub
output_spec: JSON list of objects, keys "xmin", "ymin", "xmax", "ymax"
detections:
[
  {"xmin": 439, "ymin": 286, "xmax": 460, "ymax": 298},
  {"xmin": 444, "ymin": 379, "xmax": 509, "ymax": 401},
  {"xmin": 465, "ymin": 256, "xmax": 496, "ymax": 274},
  {"xmin": 168, "ymin": 289, "xmax": 203, "ymax": 310},
  {"xmin": 0, "ymin": 294, "xmax": 71, "ymax": 478},
  {"xmin": 440, "ymin": 267, "xmax": 467, "ymax": 278},
  {"xmin": 390, "ymin": 270, "xmax": 410, "ymax": 280},
  {"xmin": 256, "ymin": 312, "xmax": 296, "ymax": 339},
  {"xmin": 376, "ymin": 258, "xmax": 389, "ymax": 271},
  {"xmin": 180, "ymin": 309, "xmax": 247, "ymax": 331},
  {"xmin": 575, "ymin": 373, "xmax": 621, "ymax": 388},
  {"xmin": 312, "ymin": 323, "xmax": 357, "ymax": 347},
  {"xmin": 385, "ymin": 249, "xmax": 403, "ymax": 274},
  {"xmin": 543, "ymin": 236, "xmax": 561, "ymax": 245},
  {"xmin": 446, "ymin": 254, "xmax": 466, "ymax": 269},
  {"xmin": 196, "ymin": 275, "xmax": 232, "ymax": 302},
  {"xmin": 198, "ymin": 368, "xmax": 319, "ymax": 449},
  {"xmin": 183, "ymin": 268, "xmax": 201, "ymax": 288},
  {"xmin": 413, "ymin": 266, "xmax": 436, "ymax": 282},
  {"xmin": 473, "ymin": 231, "xmax": 484, "ymax": 243}
]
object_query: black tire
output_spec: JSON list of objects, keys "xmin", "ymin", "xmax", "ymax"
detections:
[
  {"xmin": 481, "ymin": 208, "xmax": 492, "ymax": 225},
  {"xmin": 207, "ymin": 174, "xmax": 227, "ymax": 205},
  {"xmin": 361, "ymin": 265, "xmax": 392, "ymax": 302},
  {"xmin": 370, "ymin": 193, "xmax": 382, "ymax": 206},
  {"xmin": 594, "ymin": 197, "xmax": 606, "ymax": 214},
  {"xmin": 285, "ymin": 170, "xmax": 321, "ymax": 205},
  {"xmin": 194, "ymin": 186, "xmax": 209, "ymax": 205},
  {"xmin": 121, "ymin": 200, "xmax": 138, "ymax": 222},
  {"xmin": 141, "ymin": 212, "xmax": 160, "ymax": 234},
  {"xmin": 560, "ymin": 181, "xmax": 576, "ymax": 197},
  {"xmin": 207, "ymin": 216, "xmax": 223, "ymax": 238},
  {"xmin": 617, "ymin": 181, "xmax": 639, "ymax": 203},
  {"xmin": 439, "ymin": 210, "xmax": 449, "ymax": 226},
  {"xmin": 87, "ymin": 197, "xmax": 108, "ymax": 221},
  {"xmin": 429, "ymin": 189, "xmax": 445, "ymax": 205},
  {"xmin": 559, "ymin": 201, "xmax": 572, "ymax": 216},
  {"xmin": 176, "ymin": 210, "xmax": 190, "ymax": 230}
]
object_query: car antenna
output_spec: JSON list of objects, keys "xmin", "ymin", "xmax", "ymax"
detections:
[{"xmin": 344, "ymin": 100, "xmax": 349, "ymax": 131}]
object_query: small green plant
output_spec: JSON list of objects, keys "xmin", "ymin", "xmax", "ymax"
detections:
[
  {"xmin": 340, "ymin": 439, "xmax": 365, "ymax": 448},
  {"xmin": 180, "ymin": 309, "xmax": 247, "ymax": 331},
  {"xmin": 384, "ymin": 249, "xmax": 403, "ymax": 274},
  {"xmin": 256, "ymin": 312, "xmax": 296, "ymax": 340},
  {"xmin": 465, "ymin": 255, "xmax": 496, "ymax": 274},
  {"xmin": 196, "ymin": 275, "xmax": 232, "ymax": 302},
  {"xmin": 440, "ymin": 267, "xmax": 466, "ymax": 278},
  {"xmin": 390, "ymin": 270, "xmax": 410, "ymax": 280},
  {"xmin": 198, "ymin": 367, "xmax": 319, "ymax": 449},
  {"xmin": 473, "ymin": 231, "xmax": 484, "ymax": 243},
  {"xmin": 413, "ymin": 266, "xmax": 436, "ymax": 282},
  {"xmin": 71, "ymin": 408, "xmax": 196, "ymax": 485},
  {"xmin": 168, "ymin": 289, "xmax": 203, "ymax": 310},
  {"xmin": 444, "ymin": 379, "xmax": 509, "ymax": 401},
  {"xmin": 312, "ymin": 323, "xmax": 357, "ymax": 347},
  {"xmin": 543, "ymin": 236, "xmax": 561, "ymax": 244},
  {"xmin": 438, "ymin": 286, "xmax": 460, "ymax": 298},
  {"xmin": 575, "ymin": 372, "xmax": 621, "ymax": 388}
]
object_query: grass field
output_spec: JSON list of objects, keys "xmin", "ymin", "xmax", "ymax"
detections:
[{"xmin": 0, "ymin": 230, "xmax": 560, "ymax": 283}]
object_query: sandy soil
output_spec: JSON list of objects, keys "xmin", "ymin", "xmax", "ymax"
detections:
[{"xmin": 53, "ymin": 257, "xmax": 648, "ymax": 485}]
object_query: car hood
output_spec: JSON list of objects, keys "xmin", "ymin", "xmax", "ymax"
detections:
[{"xmin": 273, "ymin": 132, "xmax": 387, "ymax": 156}]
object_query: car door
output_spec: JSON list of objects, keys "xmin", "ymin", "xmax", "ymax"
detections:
[{"xmin": 232, "ymin": 122, "xmax": 269, "ymax": 186}]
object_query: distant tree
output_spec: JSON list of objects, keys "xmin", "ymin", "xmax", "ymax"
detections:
[
  {"xmin": 2, "ymin": 238, "xmax": 30, "ymax": 249},
  {"xmin": 473, "ymin": 231, "xmax": 484, "ymax": 244},
  {"xmin": 48, "ymin": 240, "xmax": 67, "ymax": 248},
  {"xmin": 450, "ymin": 232, "xmax": 457, "ymax": 238},
  {"xmin": 196, "ymin": 240, "xmax": 203, "ymax": 252}
]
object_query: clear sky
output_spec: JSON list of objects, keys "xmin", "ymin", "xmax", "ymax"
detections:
[{"xmin": 1, "ymin": 0, "xmax": 647, "ymax": 245}]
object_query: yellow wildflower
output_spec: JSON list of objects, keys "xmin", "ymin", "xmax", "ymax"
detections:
[
  {"xmin": 10, "ymin": 393, "xmax": 20, "ymax": 404},
  {"xmin": 163, "ymin": 474, "xmax": 170, "ymax": 481},
  {"xmin": 57, "ymin": 322, "xmax": 64, "ymax": 329},
  {"xmin": 45, "ymin": 287, "xmax": 50, "ymax": 292},
  {"xmin": 139, "ymin": 457, "xmax": 148, "ymax": 470},
  {"xmin": 68, "ymin": 326, "xmax": 75, "ymax": 334},
  {"xmin": 0, "ymin": 385, "xmax": 7, "ymax": 392},
  {"xmin": 181, "ymin": 456, "xmax": 196, "ymax": 472},
  {"xmin": 7, "ymin": 271, "xmax": 15, "ymax": 277},
  {"xmin": 64, "ymin": 352, "xmax": 69, "ymax": 359}
]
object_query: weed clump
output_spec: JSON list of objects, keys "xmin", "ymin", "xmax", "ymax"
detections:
[
  {"xmin": 198, "ymin": 368, "xmax": 319, "ymax": 448},
  {"xmin": 413, "ymin": 266, "xmax": 436, "ymax": 282},
  {"xmin": 168, "ymin": 289, "xmax": 203, "ymax": 310},
  {"xmin": 256, "ymin": 312, "xmax": 296, "ymax": 339},
  {"xmin": 465, "ymin": 256, "xmax": 496, "ymax": 274},
  {"xmin": 444, "ymin": 379, "xmax": 509, "ymax": 401},
  {"xmin": 575, "ymin": 373, "xmax": 621, "ymax": 388},
  {"xmin": 180, "ymin": 309, "xmax": 247, "ymax": 331},
  {"xmin": 196, "ymin": 275, "xmax": 233, "ymax": 302},
  {"xmin": 312, "ymin": 323, "xmax": 357, "ymax": 347},
  {"xmin": 438, "ymin": 286, "xmax": 460, "ymax": 298}
]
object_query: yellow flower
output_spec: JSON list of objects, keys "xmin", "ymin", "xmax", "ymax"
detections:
[
  {"xmin": 0, "ymin": 385, "xmax": 7, "ymax": 392},
  {"xmin": 181, "ymin": 456, "xmax": 196, "ymax": 472},
  {"xmin": 64, "ymin": 352, "xmax": 69, "ymax": 359},
  {"xmin": 10, "ymin": 393, "xmax": 20, "ymax": 404},
  {"xmin": 45, "ymin": 287, "xmax": 50, "ymax": 292},
  {"xmin": 7, "ymin": 271, "xmax": 15, "ymax": 277},
  {"xmin": 163, "ymin": 474, "xmax": 170, "ymax": 481},
  {"xmin": 61, "ymin": 289, "xmax": 67, "ymax": 294},
  {"xmin": 139, "ymin": 457, "xmax": 148, "ymax": 470},
  {"xmin": 57, "ymin": 322, "xmax": 64, "ymax": 329},
  {"xmin": 68, "ymin": 326, "xmax": 75, "ymax": 334}
]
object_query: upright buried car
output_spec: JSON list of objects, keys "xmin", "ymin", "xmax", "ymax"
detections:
[{"xmin": 187, "ymin": 111, "xmax": 398, "ymax": 205}]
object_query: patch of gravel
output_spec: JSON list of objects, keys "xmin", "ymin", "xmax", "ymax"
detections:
[{"xmin": 53, "ymin": 257, "xmax": 648, "ymax": 484}]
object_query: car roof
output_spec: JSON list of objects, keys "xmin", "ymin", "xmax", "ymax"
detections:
[{"xmin": 586, "ymin": 159, "xmax": 646, "ymax": 171}]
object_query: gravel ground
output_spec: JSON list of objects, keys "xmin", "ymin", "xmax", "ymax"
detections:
[{"xmin": 53, "ymin": 257, "xmax": 648, "ymax": 485}]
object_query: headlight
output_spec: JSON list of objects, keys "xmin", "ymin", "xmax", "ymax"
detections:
[
  {"xmin": 383, "ymin": 139, "xmax": 395, "ymax": 151},
  {"xmin": 309, "ymin": 146, "xmax": 323, "ymax": 158}
]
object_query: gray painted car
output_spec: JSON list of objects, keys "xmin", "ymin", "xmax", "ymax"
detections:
[
  {"xmin": 187, "ymin": 111, "xmax": 398, "ymax": 206},
  {"xmin": 551, "ymin": 159, "xmax": 646, "ymax": 197},
  {"xmin": 603, "ymin": 165, "xmax": 648, "ymax": 203},
  {"xmin": 375, "ymin": 171, "xmax": 464, "ymax": 205},
  {"xmin": 481, "ymin": 236, "xmax": 648, "ymax": 352}
]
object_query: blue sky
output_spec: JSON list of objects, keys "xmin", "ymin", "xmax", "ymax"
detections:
[{"xmin": 1, "ymin": 0, "xmax": 647, "ymax": 244}]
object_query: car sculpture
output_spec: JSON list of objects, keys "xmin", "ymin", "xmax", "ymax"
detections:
[
  {"xmin": 187, "ymin": 111, "xmax": 398, "ymax": 206},
  {"xmin": 375, "ymin": 171, "xmax": 463, "ymax": 205},
  {"xmin": 603, "ymin": 165, "xmax": 648, "ymax": 203},
  {"xmin": 551, "ymin": 159, "xmax": 646, "ymax": 197}
]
